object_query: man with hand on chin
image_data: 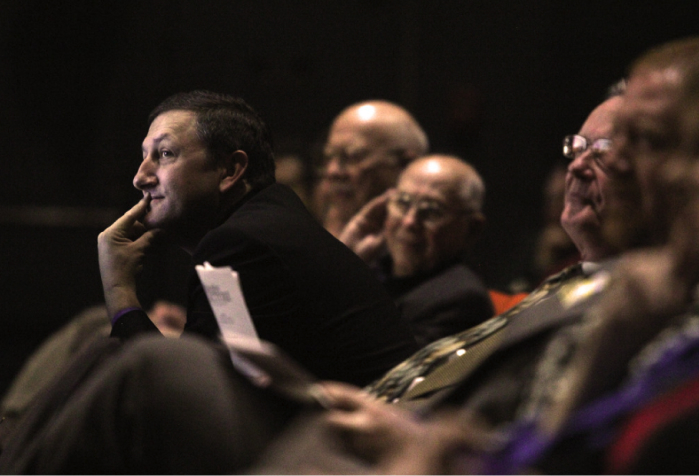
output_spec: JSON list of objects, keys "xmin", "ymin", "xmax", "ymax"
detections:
[
  {"xmin": 98, "ymin": 90, "xmax": 417, "ymax": 386},
  {"xmin": 316, "ymin": 100, "xmax": 429, "ymax": 237},
  {"xmin": 339, "ymin": 154, "xmax": 494, "ymax": 347}
]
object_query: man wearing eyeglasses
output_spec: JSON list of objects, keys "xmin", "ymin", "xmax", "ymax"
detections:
[
  {"xmin": 315, "ymin": 100, "xmax": 429, "ymax": 237},
  {"xmin": 561, "ymin": 93, "xmax": 625, "ymax": 263},
  {"xmin": 338, "ymin": 89, "xmax": 631, "ymax": 405},
  {"xmin": 341, "ymin": 155, "xmax": 494, "ymax": 347}
]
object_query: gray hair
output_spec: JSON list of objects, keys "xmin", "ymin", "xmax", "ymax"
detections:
[
  {"xmin": 456, "ymin": 161, "xmax": 485, "ymax": 213},
  {"xmin": 606, "ymin": 78, "xmax": 628, "ymax": 98}
]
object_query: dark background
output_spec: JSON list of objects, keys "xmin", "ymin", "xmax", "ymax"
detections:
[{"xmin": 1, "ymin": 0, "xmax": 697, "ymax": 394}]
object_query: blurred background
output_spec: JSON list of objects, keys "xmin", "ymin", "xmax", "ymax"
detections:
[{"xmin": 1, "ymin": 0, "xmax": 697, "ymax": 394}]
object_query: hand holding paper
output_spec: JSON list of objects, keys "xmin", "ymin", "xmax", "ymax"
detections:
[{"xmin": 197, "ymin": 261, "xmax": 333, "ymax": 407}]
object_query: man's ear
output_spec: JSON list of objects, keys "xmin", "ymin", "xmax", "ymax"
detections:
[
  {"xmin": 219, "ymin": 150, "xmax": 249, "ymax": 194},
  {"xmin": 466, "ymin": 212, "xmax": 486, "ymax": 247}
]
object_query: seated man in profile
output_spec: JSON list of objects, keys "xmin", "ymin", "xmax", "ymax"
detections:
[
  {"xmin": 100, "ymin": 90, "xmax": 418, "ymax": 386},
  {"xmin": 340, "ymin": 154, "xmax": 494, "ymax": 347}
]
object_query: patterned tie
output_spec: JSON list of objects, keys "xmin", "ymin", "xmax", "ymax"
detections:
[{"xmin": 366, "ymin": 264, "xmax": 587, "ymax": 406}]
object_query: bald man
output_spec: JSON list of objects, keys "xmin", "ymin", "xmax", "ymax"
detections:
[
  {"xmin": 316, "ymin": 100, "xmax": 429, "ymax": 237},
  {"xmin": 340, "ymin": 155, "xmax": 493, "ymax": 347}
]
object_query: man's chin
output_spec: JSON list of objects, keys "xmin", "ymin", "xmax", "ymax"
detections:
[
  {"xmin": 601, "ymin": 197, "xmax": 651, "ymax": 252},
  {"xmin": 144, "ymin": 223, "xmax": 177, "ymax": 244},
  {"xmin": 142, "ymin": 216, "xmax": 159, "ymax": 230},
  {"xmin": 326, "ymin": 200, "xmax": 360, "ymax": 222},
  {"xmin": 561, "ymin": 207, "xmax": 599, "ymax": 233},
  {"xmin": 142, "ymin": 215, "xmax": 171, "ymax": 235},
  {"xmin": 602, "ymin": 178, "xmax": 650, "ymax": 250},
  {"xmin": 329, "ymin": 194, "xmax": 357, "ymax": 208}
]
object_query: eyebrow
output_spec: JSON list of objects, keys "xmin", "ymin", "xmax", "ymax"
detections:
[
  {"xmin": 396, "ymin": 191, "xmax": 449, "ymax": 203},
  {"xmin": 142, "ymin": 133, "xmax": 173, "ymax": 153},
  {"xmin": 324, "ymin": 146, "xmax": 368, "ymax": 155}
]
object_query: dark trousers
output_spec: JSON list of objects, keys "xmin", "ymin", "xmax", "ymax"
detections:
[{"xmin": 0, "ymin": 334, "xmax": 301, "ymax": 474}]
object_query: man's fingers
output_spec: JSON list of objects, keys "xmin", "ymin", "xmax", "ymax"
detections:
[
  {"xmin": 356, "ymin": 235, "xmax": 386, "ymax": 254},
  {"xmin": 131, "ymin": 221, "xmax": 148, "ymax": 238},
  {"xmin": 110, "ymin": 195, "xmax": 152, "ymax": 231},
  {"xmin": 339, "ymin": 190, "xmax": 393, "ymax": 252},
  {"xmin": 320, "ymin": 381, "xmax": 408, "ymax": 433},
  {"xmin": 319, "ymin": 381, "xmax": 377, "ymax": 411},
  {"xmin": 325, "ymin": 408, "xmax": 376, "ymax": 431},
  {"xmin": 354, "ymin": 235, "xmax": 386, "ymax": 263},
  {"xmin": 352, "ymin": 189, "xmax": 392, "ymax": 231},
  {"xmin": 362, "ymin": 189, "xmax": 393, "ymax": 223},
  {"xmin": 132, "ymin": 229, "xmax": 162, "ymax": 252}
]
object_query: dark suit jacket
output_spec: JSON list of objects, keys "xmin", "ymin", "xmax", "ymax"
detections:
[
  {"xmin": 112, "ymin": 184, "xmax": 418, "ymax": 386},
  {"xmin": 382, "ymin": 260, "xmax": 494, "ymax": 348}
]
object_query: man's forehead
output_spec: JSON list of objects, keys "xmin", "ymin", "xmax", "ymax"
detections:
[
  {"xmin": 580, "ymin": 96, "xmax": 622, "ymax": 136},
  {"xmin": 150, "ymin": 110, "xmax": 198, "ymax": 130},
  {"xmin": 325, "ymin": 121, "xmax": 391, "ymax": 153},
  {"xmin": 145, "ymin": 110, "xmax": 199, "ymax": 143},
  {"xmin": 326, "ymin": 123, "xmax": 368, "ymax": 148},
  {"xmin": 398, "ymin": 167, "xmax": 456, "ymax": 201}
]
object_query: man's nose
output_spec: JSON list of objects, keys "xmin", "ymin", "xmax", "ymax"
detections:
[
  {"xmin": 567, "ymin": 151, "xmax": 596, "ymax": 179},
  {"xmin": 133, "ymin": 159, "xmax": 157, "ymax": 190},
  {"xmin": 323, "ymin": 155, "xmax": 349, "ymax": 178},
  {"xmin": 400, "ymin": 206, "xmax": 421, "ymax": 228}
]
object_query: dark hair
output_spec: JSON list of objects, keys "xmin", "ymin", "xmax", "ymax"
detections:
[{"xmin": 148, "ymin": 90, "xmax": 276, "ymax": 190}]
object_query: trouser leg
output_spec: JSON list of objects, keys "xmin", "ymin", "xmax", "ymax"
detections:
[{"xmin": 16, "ymin": 334, "xmax": 300, "ymax": 474}]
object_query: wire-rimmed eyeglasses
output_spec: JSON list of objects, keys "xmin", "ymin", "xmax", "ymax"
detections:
[
  {"xmin": 387, "ymin": 192, "xmax": 472, "ymax": 227},
  {"xmin": 563, "ymin": 134, "xmax": 613, "ymax": 168},
  {"xmin": 318, "ymin": 148, "xmax": 405, "ymax": 177}
]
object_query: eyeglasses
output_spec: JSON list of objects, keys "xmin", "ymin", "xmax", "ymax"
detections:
[
  {"xmin": 387, "ymin": 192, "xmax": 468, "ymax": 227},
  {"xmin": 563, "ymin": 134, "xmax": 613, "ymax": 167},
  {"xmin": 318, "ymin": 148, "xmax": 404, "ymax": 176}
]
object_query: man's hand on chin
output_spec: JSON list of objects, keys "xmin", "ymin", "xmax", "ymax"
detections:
[{"xmin": 98, "ymin": 194, "xmax": 161, "ymax": 318}]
